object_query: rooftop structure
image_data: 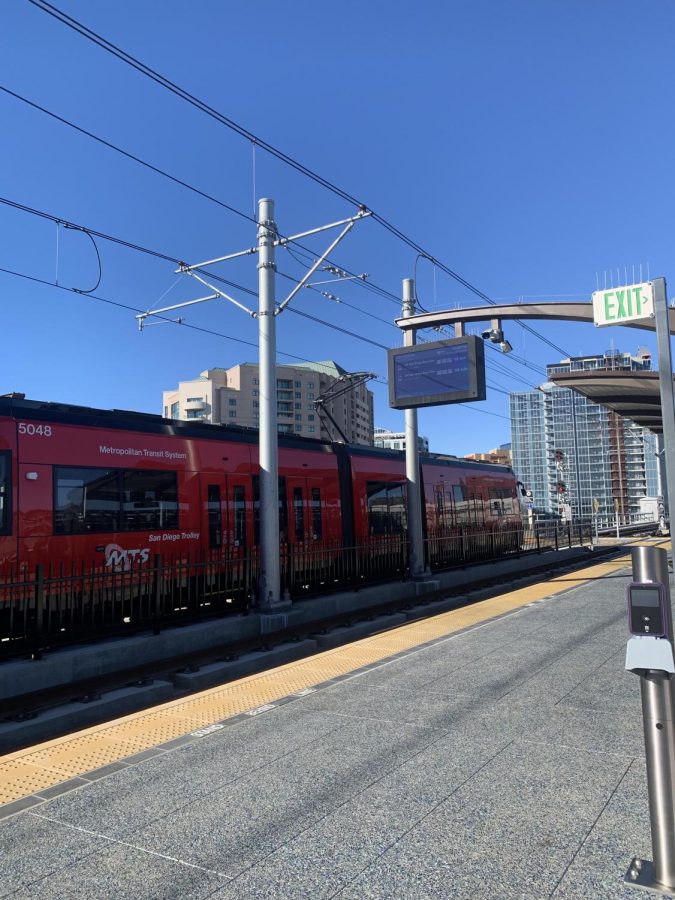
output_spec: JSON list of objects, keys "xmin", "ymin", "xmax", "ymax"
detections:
[
  {"xmin": 465, "ymin": 445, "xmax": 512, "ymax": 466},
  {"xmin": 373, "ymin": 427, "xmax": 429, "ymax": 453}
]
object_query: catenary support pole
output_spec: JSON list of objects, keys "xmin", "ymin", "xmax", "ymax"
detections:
[
  {"xmin": 654, "ymin": 278, "xmax": 675, "ymax": 545},
  {"xmin": 402, "ymin": 278, "xmax": 426, "ymax": 579},
  {"xmin": 257, "ymin": 198, "xmax": 282, "ymax": 610}
]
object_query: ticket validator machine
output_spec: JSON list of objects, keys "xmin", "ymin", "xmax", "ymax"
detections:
[{"xmin": 625, "ymin": 545, "xmax": 675, "ymax": 894}]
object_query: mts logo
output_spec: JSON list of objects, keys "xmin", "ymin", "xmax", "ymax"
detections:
[{"xmin": 104, "ymin": 543, "xmax": 150, "ymax": 570}]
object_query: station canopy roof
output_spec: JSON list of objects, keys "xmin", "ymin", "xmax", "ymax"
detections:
[{"xmin": 547, "ymin": 370, "xmax": 670, "ymax": 434}]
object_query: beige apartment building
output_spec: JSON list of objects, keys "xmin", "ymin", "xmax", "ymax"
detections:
[
  {"xmin": 464, "ymin": 445, "xmax": 512, "ymax": 466},
  {"xmin": 162, "ymin": 361, "xmax": 374, "ymax": 445}
]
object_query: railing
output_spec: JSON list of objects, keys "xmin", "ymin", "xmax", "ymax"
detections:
[{"xmin": 0, "ymin": 525, "xmax": 592, "ymax": 661}]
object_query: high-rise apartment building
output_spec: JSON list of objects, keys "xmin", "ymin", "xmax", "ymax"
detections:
[
  {"xmin": 373, "ymin": 428, "xmax": 429, "ymax": 453},
  {"xmin": 162, "ymin": 361, "xmax": 374, "ymax": 445},
  {"xmin": 510, "ymin": 350, "xmax": 658, "ymax": 520}
]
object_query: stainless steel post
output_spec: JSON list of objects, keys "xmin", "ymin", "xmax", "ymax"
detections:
[
  {"xmin": 656, "ymin": 433, "xmax": 667, "ymax": 533},
  {"xmin": 626, "ymin": 545, "xmax": 675, "ymax": 892},
  {"xmin": 616, "ymin": 501, "xmax": 620, "ymax": 540},
  {"xmin": 571, "ymin": 393, "xmax": 582, "ymax": 519},
  {"xmin": 257, "ymin": 198, "xmax": 281, "ymax": 609},
  {"xmin": 402, "ymin": 278, "xmax": 425, "ymax": 579},
  {"xmin": 654, "ymin": 278, "xmax": 675, "ymax": 543}
]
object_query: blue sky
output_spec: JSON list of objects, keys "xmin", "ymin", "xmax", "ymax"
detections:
[{"xmin": 1, "ymin": 0, "xmax": 674, "ymax": 455}]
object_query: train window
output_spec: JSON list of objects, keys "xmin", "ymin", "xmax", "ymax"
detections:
[
  {"xmin": 468, "ymin": 492, "xmax": 485, "ymax": 526},
  {"xmin": 311, "ymin": 487, "xmax": 322, "ymax": 539},
  {"xmin": 435, "ymin": 490, "xmax": 451, "ymax": 530},
  {"xmin": 293, "ymin": 487, "xmax": 304, "ymax": 540},
  {"xmin": 121, "ymin": 471, "xmax": 179, "ymax": 531},
  {"xmin": 453, "ymin": 484, "xmax": 468, "ymax": 525},
  {"xmin": 54, "ymin": 467, "xmax": 179, "ymax": 534},
  {"xmin": 0, "ymin": 451, "xmax": 10, "ymax": 535},
  {"xmin": 278, "ymin": 477, "xmax": 288, "ymax": 542},
  {"xmin": 489, "ymin": 487, "xmax": 515, "ymax": 516},
  {"xmin": 366, "ymin": 481, "xmax": 407, "ymax": 535},
  {"xmin": 435, "ymin": 491, "xmax": 443, "ymax": 528},
  {"xmin": 54, "ymin": 467, "xmax": 121, "ymax": 533},
  {"xmin": 207, "ymin": 484, "xmax": 222, "ymax": 549},
  {"xmin": 233, "ymin": 485, "xmax": 246, "ymax": 547}
]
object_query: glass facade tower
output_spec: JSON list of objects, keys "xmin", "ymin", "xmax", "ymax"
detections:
[{"xmin": 510, "ymin": 350, "xmax": 658, "ymax": 521}]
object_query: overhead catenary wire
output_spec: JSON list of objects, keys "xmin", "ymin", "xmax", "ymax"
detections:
[
  {"xmin": 0, "ymin": 86, "xmax": 401, "ymax": 309},
  {"xmin": 0, "ymin": 264, "xmax": 510, "ymax": 422},
  {"xmin": 0, "ymin": 196, "xmax": 534, "ymax": 416},
  {"xmin": 0, "ymin": 195, "xmax": 398, "ymax": 357},
  {"xmin": 26, "ymin": 0, "xmax": 574, "ymax": 360},
  {"xmin": 0, "ymin": 195, "xmax": 266, "ymax": 302},
  {"xmin": 64, "ymin": 224, "xmax": 102, "ymax": 293},
  {"xmin": 278, "ymin": 266, "xmax": 540, "ymax": 391},
  {"xmin": 3, "ymin": 83, "xmax": 555, "ymax": 384},
  {"xmin": 0, "ymin": 85, "xmax": 256, "ymax": 226}
]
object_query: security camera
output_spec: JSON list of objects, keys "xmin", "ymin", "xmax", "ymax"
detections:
[{"xmin": 481, "ymin": 328, "xmax": 504, "ymax": 344}]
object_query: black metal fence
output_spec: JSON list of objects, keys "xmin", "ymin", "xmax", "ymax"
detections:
[{"xmin": 0, "ymin": 523, "xmax": 592, "ymax": 660}]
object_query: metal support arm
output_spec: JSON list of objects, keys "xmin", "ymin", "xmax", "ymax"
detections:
[
  {"xmin": 276, "ymin": 211, "xmax": 371, "ymax": 315},
  {"xmin": 185, "ymin": 269, "xmax": 257, "ymax": 318}
]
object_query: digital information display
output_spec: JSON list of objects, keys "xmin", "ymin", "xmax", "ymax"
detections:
[{"xmin": 388, "ymin": 336, "xmax": 486, "ymax": 410}]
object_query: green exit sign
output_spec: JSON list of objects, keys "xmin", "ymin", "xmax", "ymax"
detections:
[{"xmin": 592, "ymin": 282, "xmax": 654, "ymax": 327}]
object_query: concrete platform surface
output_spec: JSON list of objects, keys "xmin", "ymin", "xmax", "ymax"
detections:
[{"xmin": 0, "ymin": 559, "xmax": 671, "ymax": 899}]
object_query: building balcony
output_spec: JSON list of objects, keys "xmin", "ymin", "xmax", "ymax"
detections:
[{"xmin": 185, "ymin": 398, "xmax": 206, "ymax": 410}]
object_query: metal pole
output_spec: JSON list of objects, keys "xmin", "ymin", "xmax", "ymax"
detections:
[
  {"xmin": 616, "ymin": 499, "xmax": 620, "ymax": 540},
  {"xmin": 402, "ymin": 278, "xmax": 425, "ymax": 579},
  {"xmin": 654, "ymin": 278, "xmax": 675, "ymax": 546},
  {"xmin": 257, "ymin": 198, "xmax": 281, "ymax": 610},
  {"xmin": 627, "ymin": 546, "xmax": 675, "ymax": 891},
  {"xmin": 571, "ymin": 393, "xmax": 582, "ymax": 520},
  {"xmin": 656, "ymin": 433, "xmax": 668, "ymax": 532}
]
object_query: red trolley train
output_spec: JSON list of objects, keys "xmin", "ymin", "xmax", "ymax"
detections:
[{"xmin": 0, "ymin": 396, "xmax": 522, "ymax": 581}]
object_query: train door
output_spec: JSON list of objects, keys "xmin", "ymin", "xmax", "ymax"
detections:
[
  {"xmin": 285, "ymin": 476, "xmax": 326, "ymax": 595},
  {"xmin": 203, "ymin": 475, "xmax": 252, "ymax": 611},
  {"xmin": 204, "ymin": 476, "xmax": 252, "ymax": 554},
  {"xmin": 286, "ymin": 476, "xmax": 325, "ymax": 543}
]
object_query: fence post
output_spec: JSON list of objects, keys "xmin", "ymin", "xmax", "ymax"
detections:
[
  {"xmin": 536, "ymin": 527, "xmax": 541, "ymax": 554},
  {"xmin": 153, "ymin": 554, "xmax": 162, "ymax": 635},
  {"xmin": 554, "ymin": 527, "xmax": 559, "ymax": 552},
  {"xmin": 31, "ymin": 564, "xmax": 44, "ymax": 661}
]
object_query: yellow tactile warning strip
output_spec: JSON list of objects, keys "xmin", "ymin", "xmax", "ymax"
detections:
[{"xmin": 0, "ymin": 542, "xmax": 667, "ymax": 807}]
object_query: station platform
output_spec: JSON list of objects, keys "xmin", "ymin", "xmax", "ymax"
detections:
[{"xmin": 0, "ymin": 542, "xmax": 671, "ymax": 899}]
